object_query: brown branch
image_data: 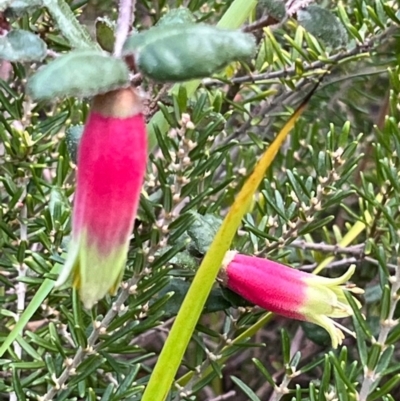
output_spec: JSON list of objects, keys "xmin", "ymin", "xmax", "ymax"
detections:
[
  {"xmin": 242, "ymin": 15, "xmax": 279, "ymax": 33},
  {"xmin": 289, "ymin": 240, "xmax": 365, "ymax": 255},
  {"xmin": 230, "ymin": 44, "xmax": 372, "ymax": 85}
]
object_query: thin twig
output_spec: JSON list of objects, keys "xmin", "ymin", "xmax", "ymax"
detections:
[
  {"xmin": 268, "ymin": 369, "xmax": 293, "ymax": 401},
  {"xmin": 42, "ymin": 275, "xmax": 140, "ymax": 400},
  {"xmin": 242, "ymin": 15, "xmax": 279, "ymax": 33},
  {"xmin": 208, "ymin": 390, "xmax": 237, "ymax": 401},
  {"xmin": 230, "ymin": 46, "xmax": 369, "ymax": 85},
  {"xmin": 289, "ymin": 240, "xmax": 365, "ymax": 255},
  {"xmin": 131, "ymin": 72, "xmax": 143, "ymax": 85},
  {"xmin": 205, "ymin": 27, "xmax": 395, "ymax": 87},
  {"xmin": 46, "ymin": 49, "xmax": 60, "ymax": 58},
  {"xmin": 10, "ymin": 197, "xmax": 28, "ymax": 401},
  {"xmin": 301, "ymin": 256, "xmax": 397, "ymax": 272},
  {"xmin": 267, "ymin": 329, "xmax": 303, "ymax": 401},
  {"xmin": 114, "ymin": 0, "xmax": 136, "ymax": 58}
]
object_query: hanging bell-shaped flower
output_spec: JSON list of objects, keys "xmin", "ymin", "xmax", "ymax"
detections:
[
  {"xmin": 219, "ymin": 251, "xmax": 364, "ymax": 348},
  {"xmin": 56, "ymin": 87, "xmax": 147, "ymax": 309}
]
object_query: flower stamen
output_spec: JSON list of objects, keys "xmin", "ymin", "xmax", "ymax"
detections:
[{"xmin": 332, "ymin": 320, "xmax": 356, "ymax": 338}]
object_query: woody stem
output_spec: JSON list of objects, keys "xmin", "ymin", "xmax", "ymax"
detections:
[{"xmin": 114, "ymin": 0, "xmax": 136, "ymax": 57}]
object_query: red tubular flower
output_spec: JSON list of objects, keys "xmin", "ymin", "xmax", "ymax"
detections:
[
  {"xmin": 220, "ymin": 251, "xmax": 363, "ymax": 348},
  {"xmin": 56, "ymin": 88, "xmax": 147, "ymax": 309}
]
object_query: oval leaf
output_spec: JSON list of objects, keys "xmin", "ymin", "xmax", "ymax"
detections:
[
  {"xmin": 3, "ymin": 0, "xmax": 42, "ymax": 16},
  {"xmin": 301, "ymin": 321, "xmax": 331, "ymax": 346},
  {"xmin": 0, "ymin": 30, "xmax": 47, "ymax": 62},
  {"xmin": 65, "ymin": 125, "xmax": 84, "ymax": 164},
  {"xmin": 95, "ymin": 17, "xmax": 115, "ymax": 52},
  {"xmin": 258, "ymin": 0, "xmax": 286, "ymax": 21},
  {"xmin": 152, "ymin": 278, "xmax": 242, "ymax": 318},
  {"xmin": 27, "ymin": 50, "xmax": 130, "ymax": 100},
  {"xmin": 187, "ymin": 212, "xmax": 223, "ymax": 254},
  {"xmin": 0, "ymin": 0, "xmax": 11, "ymax": 11},
  {"xmin": 123, "ymin": 24, "xmax": 256, "ymax": 82},
  {"xmin": 156, "ymin": 8, "xmax": 196, "ymax": 26},
  {"xmin": 297, "ymin": 5, "xmax": 348, "ymax": 48}
]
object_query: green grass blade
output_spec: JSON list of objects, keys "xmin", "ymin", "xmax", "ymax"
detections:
[
  {"xmin": 0, "ymin": 263, "xmax": 62, "ymax": 357},
  {"xmin": 141, "ymin": 93, "xmax": 313, "ymax": 401}
]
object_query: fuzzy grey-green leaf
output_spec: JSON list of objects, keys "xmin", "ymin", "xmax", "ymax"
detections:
[
  {"xmin": 0, "ymin": 30, "xmax": 47, "ymax": 62},
  {"xmin": 27, "ymin": 50, "xmax": 130, "ymax": 100},
  {"xmin": 3, "ymin": 0, "xmax": 42, "ymax": 15},
  {"xmin": 298, "ymin": 5, "xmax": 348, "ymax": 48},
  {"xmin": 0, "ymin": 0, "xmax": 12, "ymax": 11},
  {"xmin": 123, "ymin": 24, "xmax": 256, "ymax": 81},
  {"xmin": 156, "ymin": 8, "xmax": 196, "ymax": 26}
]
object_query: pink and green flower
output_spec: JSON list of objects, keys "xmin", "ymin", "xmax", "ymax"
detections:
[
  {"xmin": 220, "ymin": 251, "xmax": 363, "ymax": 348},
  {"xmin": 56, "ymin": 88, "xmax": 147, "ymax": 309}
]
